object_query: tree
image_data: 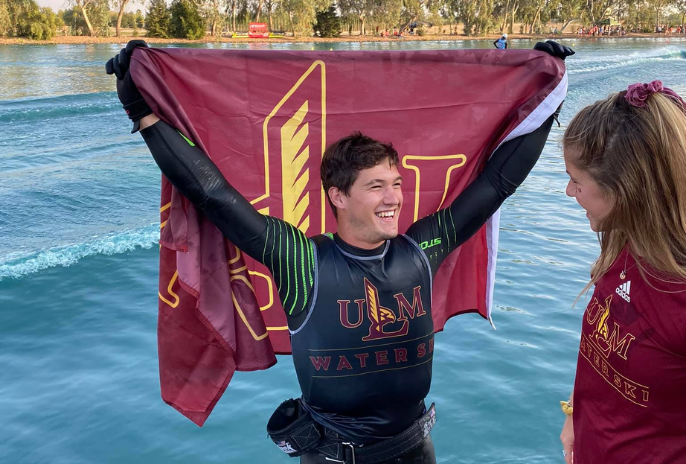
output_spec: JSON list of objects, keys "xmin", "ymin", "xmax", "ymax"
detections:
[
  {"xmin": 170, "ymin": 0, "xmax": 205, "ymax": 39},
  {"xmin": 69, "ymin": 0, "xmax": 96, "ymax": 35},
  {"xmin": 112, "ymin": 0, "xmax": 134, "ymax": 37},
  {"xmin": 263, "ymin": 0, "xmax": 279, "ymax": 29},
  {"xmin": 400, "ymin": 0, "xmax": 439, "ymax": 33},
  {"xmin": 204, "ymin": 0, "xmax": 224, "ymax": 36},
  {"xmin": 555, "ymin": 0, "xmax": 585, "ymax": 32},
  {"xmin": 146, "ymin": 0, "xmax": 171, "ymax": 37},
  {"xmin": 371, "ymin": 0, "xmax": 402, "ymax": 32},
  {"xmin": 648, "ymin": 0, "xmax": 673, "ymax": 28},
  {"xmin": 276, "ymin": 0, "xmax": 326, "ymax": 34},
  {"xmin": 0, "ymin": 0, "xmax": 12, "ymax": 36},
  {"xmin": 676, "ymin": 0, "xmax": 686, "ymax": 25},
  {"xmin": 0, "ymin": 0, "xmax": 60, "ymax": 38},
  {"xmin": 338, "ymin": 0, "xmax": 373, "ymax": 34},
  {"xmin": 458, "ymin": 0, "xmax": 497, "ymax": 35},
  {"xmin": 313, "ymin": 5, "xmax": 340, "ymax": 36},
  {"xmin": 119, "ymin": 10, "xmax": 136, "ymax": 27}
]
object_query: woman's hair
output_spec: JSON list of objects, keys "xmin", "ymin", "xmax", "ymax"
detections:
[{"xmin": 563, "ymin": 89, "xmax": 686, "ymax": 292}]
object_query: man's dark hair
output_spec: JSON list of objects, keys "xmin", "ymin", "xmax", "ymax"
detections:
[{"xmin": 320, "ymin": 132, "xmax": 399, "ymax": 217}]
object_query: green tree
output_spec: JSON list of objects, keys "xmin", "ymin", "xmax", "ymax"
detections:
[
  {"xmin": 204, "ymin": 0, "xmax": 225, "ymax": 36},
  {"xmin": 0, "ymin": 0, "xmax": 11, "ymax": 36},
  {"xmin": 339, "ymin": 0, "xmax": 373, "ymax": 34},
  {"xmin": 135, "ymin": 8, "xmax": 143, "ymax": 26},
  {"xmin": 400, "ymin": 0, "xmax": 439, "ymax": 33},
  {"xmin": 263, "ymin": 0, "xmax": 279, "ymax": 30},
  {"xmin": 61, "ymin": 7, "xmax": 87, "ymax": 34},
  {"xmin": 676, "ymin": 0, "xmax": 686, "ymax": 25},
  {"xmin": 313, "ymin": 5, "xmax": 340, "ymax": 36},
  {"xmin": 170, "ymin": 0, "xmax": 205, "ymax": 38},
  {"xmin": 371, "ymin": 0, "xmax": 402, "ymax": 32},
  {"xmin": 67, "ymin": 0, "xmax": 96, "ymax": 35},
  {"xmin": 275, "ymin": 0, "xmax": 326, "ymax": 34},
  {"xmin": 146, "ymin": 0, "xmax": 170, "ymax": 36},
  {"xmin": 0, "ymin": 0, "xmax": 59, "ymax": 38},
  {"xmin": 112, "ymin": 0, "xmax": 134, "ymax": 36},
  {"xmin": 119, "ymin": 10, "xmax": 136, "ymax": 27}
]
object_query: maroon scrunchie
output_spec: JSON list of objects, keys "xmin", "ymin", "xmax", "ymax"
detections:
[{"xmin": 625, "ymin": 80, "xmax": 686, "ymax": 109}]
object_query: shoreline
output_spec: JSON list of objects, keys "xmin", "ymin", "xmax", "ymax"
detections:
[{"xmin": 1, "ymin": 32, "xmax": 684, "ymax": 45}]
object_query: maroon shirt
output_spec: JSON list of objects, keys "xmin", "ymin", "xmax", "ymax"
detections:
[{"xmin": 574, "ymin": 247, "xmax": 686, "ymax": 463}]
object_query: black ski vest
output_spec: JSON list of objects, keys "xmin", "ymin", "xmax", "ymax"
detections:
[{"xmin": 290, "ymin": 234, "xmax": 434, "ymax": 444}]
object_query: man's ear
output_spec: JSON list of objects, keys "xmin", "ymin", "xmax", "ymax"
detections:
[{"xmin": 328, "ymin": 186, "xmax": 347, "ymax": 211}]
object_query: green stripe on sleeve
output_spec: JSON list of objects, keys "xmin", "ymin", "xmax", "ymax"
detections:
[
  {"xmin": 177, "ymin": 131, "xmax": 196, "ymax": 147},
  {"xmin": 297, "ymin": 229, "xmax": 307, "ymax": 305}
]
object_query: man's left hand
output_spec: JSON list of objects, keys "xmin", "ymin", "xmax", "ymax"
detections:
[{"xmin": 534, "ymin": 40, "xmax": 575, "ymax": 60}]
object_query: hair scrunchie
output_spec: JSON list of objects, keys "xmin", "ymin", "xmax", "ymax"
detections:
[{"xmin": 625, "ymin": 80, "xmax": 686, "ymax": 109}]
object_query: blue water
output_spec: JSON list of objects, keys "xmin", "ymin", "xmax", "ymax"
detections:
[{"xmin": 1, "ymin": 38, "xmax": 685, "ymax": 463}]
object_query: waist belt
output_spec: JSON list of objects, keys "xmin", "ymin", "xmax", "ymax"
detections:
[{"xmin": 267, "ymin": 399, "xmax": 437, "ymax": 464}]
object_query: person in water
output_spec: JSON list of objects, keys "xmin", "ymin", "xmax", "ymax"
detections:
[
  {"xmin": 494, "ymin": 33, "xmax": 508, "ymax": 49},
  {"xmin": 107, "ymin": 40, "xmax": 572, "ymax": 464},
  {"xmin": 559, "ymin": 81, "xmax": 686, "ymax": 464}
]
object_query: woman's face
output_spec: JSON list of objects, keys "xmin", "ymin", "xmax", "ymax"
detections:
[{"xmin": 563, "ymin": 148, "xmax": 615, "ymax": 232}]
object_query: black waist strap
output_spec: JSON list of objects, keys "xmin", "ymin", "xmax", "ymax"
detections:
[
  {"xmin": 267, "ymin": 399, "xmax": 436, "ymax": 464},
  {"xmin": 329, "ymin": 403, "xmax": 436, "ymax": 464}
]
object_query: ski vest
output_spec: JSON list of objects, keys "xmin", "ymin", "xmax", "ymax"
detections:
[{"xmin": 290, "ymin": 234, "xmax": 435, "ymax": 443}]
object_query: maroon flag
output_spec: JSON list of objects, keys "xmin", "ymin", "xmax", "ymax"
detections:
[{"xmin": 131, "ymin": 48, "xmax": 567, "ymax": 426}]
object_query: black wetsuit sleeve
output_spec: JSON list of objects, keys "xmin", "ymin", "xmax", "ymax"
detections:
[
  {"xmin": 406, "ymin": 115, "xmax": 554, "ymax": 276},
  {"xmin": 141, "ymin": 120, "xmax": 314, "ymax": 317}
]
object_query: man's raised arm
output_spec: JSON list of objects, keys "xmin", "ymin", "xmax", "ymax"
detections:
[
  {"xmin": 106, "ymin": 41, "xmax": 314, "ymax": 318},
  {"xmin": 405, "ymin": 114, "xmax": 555, "ymax": 275},
  {"xmin": 406, "ymin": 40, "xmax": 574, "ymax": 275}
]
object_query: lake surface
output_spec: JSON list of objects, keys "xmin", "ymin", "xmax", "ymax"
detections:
[{"xmin": 1, "ymin": 37, "xmax": 685, "ymax": 463}]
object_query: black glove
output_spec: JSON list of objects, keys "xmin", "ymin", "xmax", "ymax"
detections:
[
  {"xmin": 105, "ymin": 40, "xmax": 152, "ymax": 133},
  {"xmin": 534, "ymin": 40, "xmax": 575, "ymax": 61}
]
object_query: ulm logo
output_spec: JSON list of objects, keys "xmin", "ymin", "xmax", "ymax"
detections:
[
  {"xmin": 338, "ymin": 278, "xmax": 427, "ymax": 341},
  {"xmin": 586, "ymin": 295, "xmax": 636, "ymax": 360}
]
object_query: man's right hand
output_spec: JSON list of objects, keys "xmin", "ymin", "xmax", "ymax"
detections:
[
  {"xmin": 105, "ymin": 39, "xmax": 148, "ymax": 79},
  {"xmin": 105, "ymin": 40, "xmax": 152, "ymax": 133},
  {"xmin": 560, "ymin": 414, "xmax": 574, "ymax": 463}
]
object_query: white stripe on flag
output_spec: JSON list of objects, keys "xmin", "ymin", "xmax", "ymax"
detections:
[{"xmin": 484, "ymin": 69, "xmax": 569, "ymax": 328}]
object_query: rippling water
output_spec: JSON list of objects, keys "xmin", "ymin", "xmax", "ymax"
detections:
[{"xmin": 1, "ymin": 38, "xmax": 685, "ymax": 464}]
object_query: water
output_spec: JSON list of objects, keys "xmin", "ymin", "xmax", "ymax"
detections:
[{"xmin": 1, "ymin": 38, "xmax": 685, "ymax": 463}]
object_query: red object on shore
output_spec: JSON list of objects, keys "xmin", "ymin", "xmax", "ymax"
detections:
[
  {"xmin": 130, "ymin": 48, "xmax": 567, "ymax": 426},
  {"xmin": 248, "ymin": 22, "xmax": 269, "ymax": 38}
]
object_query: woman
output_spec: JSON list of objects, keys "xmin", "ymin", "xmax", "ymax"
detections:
[{"xmin": 559, "ymin": 81, "xmax": 686, "ymax": 463}]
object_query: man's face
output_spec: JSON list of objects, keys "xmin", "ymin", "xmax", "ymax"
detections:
[{"xmin": 334, "ymin": 162, "xmax": 403, "ymax": 247}]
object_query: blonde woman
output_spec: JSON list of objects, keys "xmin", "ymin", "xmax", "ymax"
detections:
[{"xmin": 559, "ymin": 81, "xmax": 686, "ymax": 463}]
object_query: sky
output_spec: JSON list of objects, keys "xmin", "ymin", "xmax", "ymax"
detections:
[
  {"xmin": 35, "ymin": 0, "xmax": 143, "ymax": 13},
  {"xmin": 36, "ymin": 0, "xmax": 69, "ymax": 12}
]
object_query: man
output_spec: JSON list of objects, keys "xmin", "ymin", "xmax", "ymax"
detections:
[
  {"xmin": 494, "ymin": 33, "xmax": 508, "ymax": 49},
  {"xmin": 107, "ymin": 40, "xmax": 572, "ymax": 464}
]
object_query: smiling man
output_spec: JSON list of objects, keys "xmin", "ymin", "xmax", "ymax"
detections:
[{"xmin": 107, "ymin": 40, "xmax": 572, "ymax": 464}]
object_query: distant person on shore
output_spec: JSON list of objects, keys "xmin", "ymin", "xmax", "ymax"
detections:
[
  {"xmin": 494, "ymin": 33, "xmax": 508, "ymax": 49},
  {"xmin": 559, "ymin": 81, "xmax": 686, "ymax": 464}
]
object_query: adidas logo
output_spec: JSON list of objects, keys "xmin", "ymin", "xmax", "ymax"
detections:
[{"xmin": 615, "ymin": 281, "xmax": 631, "ymax": 303}]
